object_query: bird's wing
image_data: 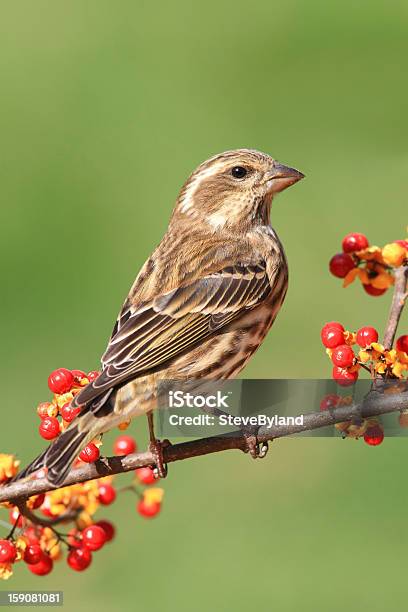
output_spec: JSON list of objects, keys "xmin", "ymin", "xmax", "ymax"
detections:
[{"xmin": 74, "ymin": 261, "xmax": 273, "ymax": 406}]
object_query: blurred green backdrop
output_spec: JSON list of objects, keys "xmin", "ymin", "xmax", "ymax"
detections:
[{"xmin": 0, "ymin": 1, "xmax": 407, "ymax": 610}]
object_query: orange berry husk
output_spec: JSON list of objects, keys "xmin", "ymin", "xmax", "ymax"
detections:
[
  {"xmin": 118, "ymin": 421, "xmax": 131, "ymax": 431},
  {"xmin": 47, "ymin": 404, "xmax": 59, "ymax": 418},
  {"xmin": 397, "ymin": 350, "xmax": 408, "ymax": 365},
  {"xmin": 370, "ymin": 271, "xmax": 394, "ymax": 289},
  {"xmin": 356, "ymin": 246, "xmax": 384, "ymax": 263},
  {"xmin": 0, "ymin": 454, "xmax": 20, "ymax": 483},
  {"xmin": 358, "ymin": 350, "xmax": 371, "ymax": 363},
  {"xmin": 346, "ymin": 420, "xmax": 368, "ymax": 439},
  {"xmin": 392, "ymin": 361, "xmax": 408, "ymax": 378},
  {"xmin": 0, "ymin": 563, "xmax": 14, "ymax": 580},
  {"xmin": 343, "ymin": 330, "xmax": 357, "ymax": 345},
  {"xmin": 54, "ymin": 392, "xmax": 75, "ymax": 408},
  {"xmin": 343, "ymin": 267, "xmax": 369, "ymax": 288},
  {"xmin": 335, "ymin": 420, "xmax": 352, "ymax": 433}
]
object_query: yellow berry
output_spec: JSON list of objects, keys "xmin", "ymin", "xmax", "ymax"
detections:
[{"xmin": 382, "ymin": 242, "xmax": 407, "ymax": 267}]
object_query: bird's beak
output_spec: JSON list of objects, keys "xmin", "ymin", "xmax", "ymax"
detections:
[{"xmin": 265, "ymin": 161, "xmax": 305, "ymax": 194}]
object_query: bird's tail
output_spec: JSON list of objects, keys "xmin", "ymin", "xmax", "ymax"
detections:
[{"xmin": 12, "ymin": 389, "xmax": 114, "ymax": 486}]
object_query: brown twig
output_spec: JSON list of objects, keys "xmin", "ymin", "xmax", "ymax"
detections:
[
  {"xmin": 0, "ymin": 384, "xmax": 407, "ymax": 506},
  {"xmin": 14, "ymin": 501, "xmax": 79, "ymax": 528},
  {"xmin": 383, "ymin": 265, "xmax": 408, "ymax": 349}
]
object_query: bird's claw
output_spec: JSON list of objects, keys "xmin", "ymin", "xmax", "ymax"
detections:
[
  {"xmin": 149, "ymin": 438, "xmax": 171, "ymax": 478},
  {"xmin": 243, "ymin": 431, "xmax": 269, "ymax": 459}
]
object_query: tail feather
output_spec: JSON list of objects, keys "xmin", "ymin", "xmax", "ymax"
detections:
[
  {"xmin": 13, "ymin": 389, "xmax": 115, "ymax": 486},
  {"xmin": 45, "ymin": 426, "xmax": 90, "ymax": 485},
  {"xmin": 10, "ymin": 448, "xmax": 49, "ymax": 483}
]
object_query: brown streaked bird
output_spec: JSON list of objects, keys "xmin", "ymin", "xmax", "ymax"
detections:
[{"xmin": 15, "ymin": 149, "xmax": 304, "ymax": 485}]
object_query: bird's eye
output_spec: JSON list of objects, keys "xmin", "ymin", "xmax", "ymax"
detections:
[{"xmin": 231, "ymin": 166, "xmax": 247, "ymax": 179}]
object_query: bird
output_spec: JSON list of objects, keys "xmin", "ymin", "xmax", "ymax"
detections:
[{"xmin": 14, "ymin": 148, "xmax": 304, "ymax": 486}]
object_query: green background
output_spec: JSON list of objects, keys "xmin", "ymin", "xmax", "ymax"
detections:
[{"xmin": 0, "ymin": 1, "xmax": 407, "ymax": 610}]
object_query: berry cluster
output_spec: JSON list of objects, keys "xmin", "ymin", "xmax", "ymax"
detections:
[
  {"xmin": 321, "ymin": 323, "xmax": 408, "ymax": 383},
  {"xmin": 0, "ymin": 517, "xmax": 115, "ymax": 577},
  {"xmin": 329, "ymin": 232, "xmax": 408, "ymax": 296},
  {"xmin": 319, "ymin": 394, "xmax": 385, "ymax": 445},
  {"xmin": 0, "ymin": 369, "xmax": 165, "ymax": 580},
  {"xmin": 38, "ymin": 369, "xmax": 101, "ymax": 463}
]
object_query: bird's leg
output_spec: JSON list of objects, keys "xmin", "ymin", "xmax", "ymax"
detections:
[
  {"xmin": 195, "ymin": 399, "xmax": 269, "ymax": 459},
  {"xmin": 146, "ymin": 412, "xmax": 170, "ymax": 478},
  {"xmin": 242, "ymin": 426, "xmax": 269, "ymax": 459}
]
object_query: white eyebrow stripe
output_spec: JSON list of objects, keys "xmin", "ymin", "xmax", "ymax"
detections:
[{"xmin": 179, "ymin": 160, "xmax": 228, "ymax": 213}]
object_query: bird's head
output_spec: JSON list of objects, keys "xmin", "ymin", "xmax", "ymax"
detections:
[{"xmin": 173, "ymin": 149, "xmax": 304, "ymax": 231}]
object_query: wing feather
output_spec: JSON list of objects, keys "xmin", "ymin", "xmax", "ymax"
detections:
[{"xmin": 72, "ymin": 261, "xmax": 272, "ymax": 407}]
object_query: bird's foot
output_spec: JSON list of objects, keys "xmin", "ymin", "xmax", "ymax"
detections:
[
  {"xmin": 242, "ymin": 429, "xmax": 269, "ymax": 459},
  {"xmin": 148, "ymin": 438, "xmax": 171, "ymax": 479}
]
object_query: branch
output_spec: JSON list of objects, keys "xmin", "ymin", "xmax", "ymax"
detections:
[
  {"xmin": 1, "ymin": 385, "xmax": 407, "ymax": 506},
  {"xmin": 383, "ymin": 265, "xmax": 408, "ymax": 349},
  {"xmin": 14, "ymin": 502, "xmax": 79, "ymax": 528}
]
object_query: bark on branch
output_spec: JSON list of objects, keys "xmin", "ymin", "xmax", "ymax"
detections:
[
  {"xmin": 383, "ymin": 265, "xmax": 408, "ymax": 349},
  {"xmin": 1, "ymin": 384, "xmax": 407, "ymax": 505}
]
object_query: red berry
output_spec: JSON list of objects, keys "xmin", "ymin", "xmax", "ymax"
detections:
[
  {"xmin": 67, "ymin": 529, "xmax": 82, "ymax": 548},
  {"xmin": 48, "ymin": 368, "xmax": 74, "ymax": 394},
  {"xmin": 342, "ymin": 232, "xmax": 369, "ymax": 253},
  {"xmin": 30, "ymin": 493, "xmax": 45, "ymax": 509},
  {"xmin": 24, "ymin": 544, "xmax": 43, "ymax": 565},
  {"xmin": 137, "ymin": 500, "xmax": 161, "ymax": 518},
  {"xmin": 71, "ymin": 369, "xmax": 86, "ymax": 382},
  {"xmin": 364, "ymin": 425, "xmax": 384, "ymax": 446},
  {"xmin": 363, "ymin": 284, "xmax": 387, "ymax": 297},
  {"xmin": 79, "ymin": 443, "xmax": 100, "ymax": 463},
  {"xmin": 0, "ymin": 539, "xmax": 16, "ymax": 563},
  {"xmin": 28, "ymin": 553, "xmax": 53, "ymax": 575},
  {"xmin": 329, "ymin": 253, "xmax": 355, "ymax": 278},
  {"xmin": 82, "ymin": 525, "xmax": 106, "ymax": 551},
  {"xmin": 95, "ymin": 520, "xmax": 115, "ymax": 542},
  {"xmin": 356, "ymin": 326, "xmax": 379, "ymax": 348},
  {"xmin": 37, "ymin": 402, "xmax": 52, "ymax": 419},
  {"xmin": 320, "ymin": 394, "xmax": 341, "ymax": 411},
  {"xmin": 113, "ymin": 435, "xmax": 137, "ymax": 456},
  {"xmin": 135, "ymin": 466, "xmax": 156, "ymax": 485},
  {"xmin": 87, "ymin": 370, "xmax": 100, "ymax": 382},
  {"xmin": 331, "ymin": 344, "xmax": 355, "ymax": 368},
  {"xmin": 24, "ymin": 526, "xmax": 41, "ymax": 544},
  {"xmin": 67, "ymin": 547, "xmax": 92, "ymax": 572},
  {"xmin": 321, "ymin": 325, "xmax": 345, "ymax": 349},
  {"xmin": 9, "ymin": 508, "xmax": 23, "ymax": 528},
  {"xmin": 321, "ymin": 321, "xmax": 344, "ymax": 333},
  {"xmin": 98, "ymin": 483, "xmax": 116, "ymax": 505},
  {"xmin": 396, "ymin": 335, "xmax": 408, "ymax": 353},
  {"xmin": 60, "ymin": 402, "xmax": 81, "ymax": 423},
  {"xmin": 39, "ymin": 416, "xmax": 60, "ymax": 440},
  {"xmin": 332, "ymin": 366, "xmax": 359, "ymax": 386}
]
